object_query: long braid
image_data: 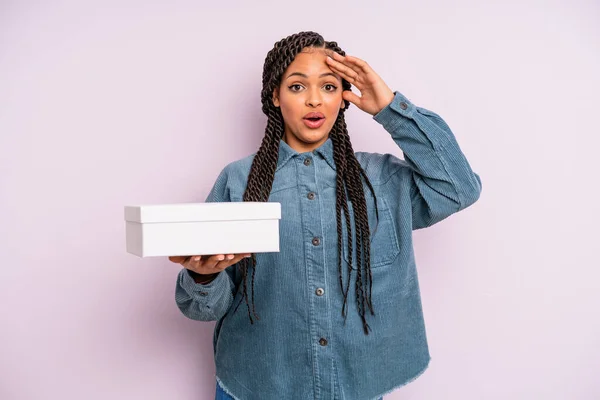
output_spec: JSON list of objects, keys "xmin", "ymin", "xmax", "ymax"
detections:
[
  {"xmin": 349, "ymin": 153, "xmax": 372, "ymax": 332},
  {"xmin": 344, "ymin": 140, "xmax": 368, "ymax": 332},
  {"xmin": 234, "ymin": 108, "xmax": 282, "ymax": 323},
  {"xmin": 360, "ymin": 167, "xmax": 379, "ymax": 314},
  {"xmin": 234, "ymin": 31, "xmax": 379, "ymax": 335},
  {"xmin": 329, "ymin": 123, "xmax": 352, "ymax": 319}
]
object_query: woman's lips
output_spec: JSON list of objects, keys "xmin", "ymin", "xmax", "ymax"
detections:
[{"xmin": 302, "ymin": 117, "xmax": 325, "ymax": 129}]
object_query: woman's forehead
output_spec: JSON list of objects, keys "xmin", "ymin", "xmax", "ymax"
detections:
[{"xmin": 283, "ymin": 49, "xmax": 339, "ymax": 80}]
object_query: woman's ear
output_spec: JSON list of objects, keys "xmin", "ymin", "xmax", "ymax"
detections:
[{"xmin": 272, "ymin": 87, "xmax": 280, "ymax": 107}]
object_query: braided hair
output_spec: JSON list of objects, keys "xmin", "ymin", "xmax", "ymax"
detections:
[{"xmin": 233, "ymin": 31, "xmax": 379, "ymax": 335}]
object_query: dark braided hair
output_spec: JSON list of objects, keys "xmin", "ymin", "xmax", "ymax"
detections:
[{"xmin": 233, "ymin": 31, "xmax": 379, "ymax": 335}]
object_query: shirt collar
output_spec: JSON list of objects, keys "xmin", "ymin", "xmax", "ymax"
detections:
[{"xmin": 276, "ymin": 136, "xmax": 337, "ymax": 172}]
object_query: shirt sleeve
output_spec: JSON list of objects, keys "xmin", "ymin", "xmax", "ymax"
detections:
[
  {"xmin": 174, "ymin": 165, "xmax": 238, "ymax": 321},
  {"xmin": 175, "ymin": 268, "xmax": 235, "ymax": 321},
  {"xmin": 373, "ymin": 91, "xmax": 482, "ymax": 230}
]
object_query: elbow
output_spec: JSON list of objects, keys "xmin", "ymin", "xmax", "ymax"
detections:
[
  {"xmin": 459, "ymin": 172, "xmax": 482, "ymax": 210},
  {"xmin": 411, "ymin": 173, "xmax": 482, "ymax": 230}
]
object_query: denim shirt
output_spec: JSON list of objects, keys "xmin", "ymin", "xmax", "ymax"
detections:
[{"xmin": 175, "ymin": 91, "xmax": 482, "ymax": 400}]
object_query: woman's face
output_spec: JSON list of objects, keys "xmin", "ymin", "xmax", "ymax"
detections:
[{"xmin": 272, "ymin": 47, "xmax": 345, "ymax": 153}]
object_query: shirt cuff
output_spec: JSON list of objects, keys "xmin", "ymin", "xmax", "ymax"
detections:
[
  {"xmin": 178, "ymin": 268, "xmax": 229, "ymax": 299},
  {"xmin": 373, "ymin": 91, "xmax": 416, "ymax": 130}
]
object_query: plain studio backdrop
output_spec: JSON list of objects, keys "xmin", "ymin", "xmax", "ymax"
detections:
[{"xmin": 1, "ymin": 1, "xmax": 598, "ymax": 399}]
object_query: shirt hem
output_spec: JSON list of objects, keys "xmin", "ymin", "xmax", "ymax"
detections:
[
  {"xmin": 216, "ymin": 356, "xmax": 431, "ymax": 400},
  {"xmin": 367, "ymin": 355, "xmax": 431, "ymax": 400}
]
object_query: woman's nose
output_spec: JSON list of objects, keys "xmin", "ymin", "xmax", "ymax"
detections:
[{"xmin": 306, "ymin": 89, "xmax": 322, "ymax": 107}]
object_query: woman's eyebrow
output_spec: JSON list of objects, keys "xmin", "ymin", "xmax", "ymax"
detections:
[{"xmin": 285, "ymin": 72, "xmax": 340, "ymax": 80}]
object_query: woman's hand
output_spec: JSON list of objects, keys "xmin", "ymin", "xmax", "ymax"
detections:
[
  {"xmin": 325, "ymin": 50, "xmax": 395, "ymax": 116},
  {"xmin": 169, "ymin": 253, "xmax": 250, "ymax": 275}
]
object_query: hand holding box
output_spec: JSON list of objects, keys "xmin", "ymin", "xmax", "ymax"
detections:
[{"xmin": 169, "ymin": 253, "xmax": 250, "ymax": 274}]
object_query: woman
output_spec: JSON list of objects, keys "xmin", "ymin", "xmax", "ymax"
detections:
[{"xmin": 170, "ymin": 31, "xmax": 482, "ymax": 400}]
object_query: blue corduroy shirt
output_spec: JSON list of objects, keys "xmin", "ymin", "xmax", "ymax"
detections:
[{"xmin": 175, "ymin": 91, "xmax": 482, "ymax": 400}]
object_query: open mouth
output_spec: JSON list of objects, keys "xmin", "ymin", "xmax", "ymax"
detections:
[{"xmin": 303, "ymin": 116, "xmax": 326, "ymax": 128}]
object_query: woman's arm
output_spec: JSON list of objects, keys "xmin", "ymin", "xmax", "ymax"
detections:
[
  {"xmin": 324, "ymin": 52, "xmax": 481, "ymax": 230},
  {"xmin": 373, "ymin": 91, "xmax": 482, "ymax": 229},
  {"xmin": 174, "ymin": 166, "xmax": 239, "ymax": 321}
]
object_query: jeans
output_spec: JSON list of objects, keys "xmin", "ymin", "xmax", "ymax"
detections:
[{"xmin": 215, "ymin": 379, "xmax": 384, "ymax": 400}]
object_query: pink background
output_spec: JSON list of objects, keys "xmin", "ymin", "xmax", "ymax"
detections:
[{"xmin": 1, "ymin": 1, "xmax": 599, "ymax": 399}]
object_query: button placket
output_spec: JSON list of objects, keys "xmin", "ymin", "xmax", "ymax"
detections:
[{"xmin": 298, "ymin": 153, "xmax": 331, "ymax": 387}]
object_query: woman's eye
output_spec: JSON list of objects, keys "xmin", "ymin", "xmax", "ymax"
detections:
[{"xmin": 288, "ymin": 84, "xmax": 337, "ymax": 92}]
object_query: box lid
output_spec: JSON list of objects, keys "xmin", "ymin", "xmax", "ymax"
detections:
[{"xmin": 124, "ymin": 202, "xmax": 281, "ymax": 223}]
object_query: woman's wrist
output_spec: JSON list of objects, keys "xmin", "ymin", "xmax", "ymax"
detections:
[{"xmin": 187, "ymin": 269, "xmax": 220, "ymax": 284}]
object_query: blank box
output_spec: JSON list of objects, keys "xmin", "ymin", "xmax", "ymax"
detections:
[{"xmin": 124, "ymin": 202, "xmax": 281, "ymax": 257}]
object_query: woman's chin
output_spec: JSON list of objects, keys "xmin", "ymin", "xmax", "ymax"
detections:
[{"xmin": 299, "ymin": 128, "xmax": 329, "ymax": 143}]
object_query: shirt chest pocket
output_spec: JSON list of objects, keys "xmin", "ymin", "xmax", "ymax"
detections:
[{"xmin": 340, "ymin": 196, "xmax": 400, "ymax": 269}]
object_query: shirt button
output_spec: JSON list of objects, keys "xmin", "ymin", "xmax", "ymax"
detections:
[
  {"xmin": 312, "ymin": 237, "xmax": 320, "ymax": 246},
  {"xmin": 315, "ymin": 288, "xmax": 324, "ymax": 296},
  {"xmin": 319, "ymin": 338, "xmax": 328, "ymax": 346},
  {"xmin": 199, "ymin": 292, "xmax": 208, "ymax": 296},
  {"xmin": 399, "ymin": 101, "xmax": 408, "ymax": 110},
  {"xmin": 307, "ymin": 192, "xmax": 316, "ymax": 200},
  {"xmin": 304, "ymin": 158, "xmax": 312, "ymax": 166}
]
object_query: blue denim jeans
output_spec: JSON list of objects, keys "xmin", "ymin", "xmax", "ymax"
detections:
[{"xmin": 215, "ymin": 379, "xmax": 384, "ymax": 400}]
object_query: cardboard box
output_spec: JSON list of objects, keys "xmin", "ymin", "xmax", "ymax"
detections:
[{"xmin": 124, "ymin": 202, "xmax": 281, "ymax": 257}]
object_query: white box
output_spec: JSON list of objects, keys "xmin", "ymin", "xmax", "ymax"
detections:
[{"xmin": 124, "ymin": 202, "xmax": 281, "ymax": 257}]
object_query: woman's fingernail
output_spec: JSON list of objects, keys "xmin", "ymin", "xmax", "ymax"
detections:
[
  {"xmin": 227, "ymin": 255, "xmax": 234, "ymax": 260},
  {"xmin": 194, "ymin": 256, "xmax": 200, "ymax": 261},
  {"xmin": 218, "ymin": 255, "xmax": 225, "ymax": 261}
]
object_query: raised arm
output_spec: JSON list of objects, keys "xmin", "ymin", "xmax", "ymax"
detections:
[{"xmin": 374, "ymin": 91, "xmax": 482, "ymax": 229}]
